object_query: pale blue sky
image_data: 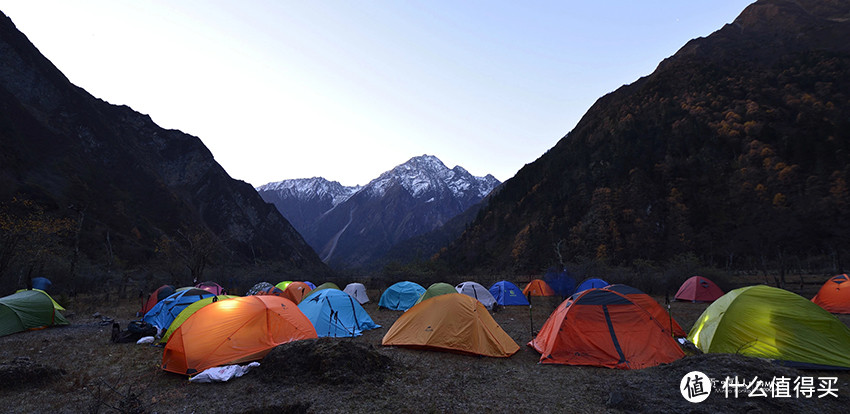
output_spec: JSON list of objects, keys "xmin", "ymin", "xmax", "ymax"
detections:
[{"xmin": 2, "ymin": 1, "xmax": 755, "ymax": 186}]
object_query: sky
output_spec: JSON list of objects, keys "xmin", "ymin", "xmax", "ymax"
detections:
[{"xmin": 2, "ymin": 1, "xmax": 755, "ymax": 187}]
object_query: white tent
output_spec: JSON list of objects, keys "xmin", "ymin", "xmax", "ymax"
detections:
[
  {"xmin": 343, "ymin": 282, "xmax": 370, "ymax": 304},
  {"xmin": 456, "ymin": 281, "xmax": 497, "ymax": 310}
]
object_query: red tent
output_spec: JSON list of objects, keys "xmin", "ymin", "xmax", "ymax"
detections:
[
  {"xmin": 605, "ymin": 284, "xmax": 687, "ymax": 337},
  {"xmin": 812, "ymin": 274, "xmax": 850, "ymax": 314},
  {"xmin": 529, "ymin": 288, "xmax": 684, "ymax": 369},
  {"xmin": 139, "ymin": 285, "xmax": 175, "ymax": 316},
  {"xmin": 674, "ymin": 276, "xmax": 723, "ymax": 302}
]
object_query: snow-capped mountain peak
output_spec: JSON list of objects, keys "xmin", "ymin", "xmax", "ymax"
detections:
[
  {"xmin": 366, "ymin": 154, "xmax": 498, "ymax": 199},
  {"xmin": 257, "ymin": 177, "xmax": 360, "ymax": 207}
]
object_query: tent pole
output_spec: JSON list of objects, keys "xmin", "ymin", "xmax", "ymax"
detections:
[
  {"xmin": 665, "ymin": 292, "xmax": 673, "ymax": 338},
  {"xmin": 528, "ymin": 292, "xmax": 534, "ymax": 341}
]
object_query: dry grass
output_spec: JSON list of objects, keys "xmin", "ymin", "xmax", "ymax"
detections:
[{"xmin": 0, "ymin": 281, "xmax": 848, "ymax": 413}]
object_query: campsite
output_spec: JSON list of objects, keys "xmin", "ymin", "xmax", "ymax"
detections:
[{"xmin": 1, "ymin": 273, "xmax": 848, "ymax": 413}]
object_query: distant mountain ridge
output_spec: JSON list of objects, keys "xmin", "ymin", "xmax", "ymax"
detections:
[
  {"xmin": 258, "ymin": 155, "xmax": 500, "ymax": 269},
  {"xmin": 256, "ymin": 177, "xmax": 360, "ymax": 236}
]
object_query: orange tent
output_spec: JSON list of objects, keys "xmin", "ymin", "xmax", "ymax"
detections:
[
  {"xmin": 529, "ymin": 288, "xmax": 685, "ymax": 369},
  {"xmin": 605, "ymin": 284, "xmax": 687, "ymax": 337},
  {"xmin": 523, "ymin": 279, "xmax": 555, "ymax": 296},
  {"xmin": 161, "ymin": 295, "xmax": 317, "ymax": 375},
  {"xmin": 812, "ymin": 274, "xmax": 850, "ymax": 314},
  {"xmin": 283, "ymin": 281, "xmax": 312, "ymax": 304},
  {"xmin": 382, "ymin": 293, "xmax": 519, "ymax": 357}
]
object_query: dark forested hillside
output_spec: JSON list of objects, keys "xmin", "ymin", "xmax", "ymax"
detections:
[
  {"xmin": 436, "ymin": 0, "xmax": 850, "ymax": 275},
  {"xmin": 0, "ymin": 11, "xmax": 329, "ymax": 292}
]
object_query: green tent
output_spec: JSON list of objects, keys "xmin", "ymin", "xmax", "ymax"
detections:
[
  {"xmin": 689, "ymin": 285, "xmax": 850, "ymax": 369},
  {"xmin": 414, "ymin": 283, "xmax": 457, "ymax": 306},
  {"xmin": 302, "ymin": 282, "xmax": 340, "ymax": 301},
  {"xmin": 0, "ymin": 290, "xmax": 69, "ymax": 337}
]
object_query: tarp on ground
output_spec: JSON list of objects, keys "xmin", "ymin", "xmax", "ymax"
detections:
[{"xmin": 688, "ymin": 285, "xmax": 850, "ymax": 370}]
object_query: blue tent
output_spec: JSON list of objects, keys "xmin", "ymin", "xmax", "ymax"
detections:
[
  {"xmin": 575, "ymin": 278, "xmax": 609, "ymax": 295},
  {"xmin": 298, "ymin": 289, "xmax": 379, "ymax": 337},
  {"xmin": 142, "ymin": 288, "xmax": 214, "ymax": 330},
  {"xmin": 489, "ymin": 280, "xmax": 530, "ymax": 306},
  {"xmin": 378, "ymin": 281, "xmax": 425, "ymax": 311},
  {"xmin": 31, "ymin": 277, "xmax": 52, "ymax": 291},
  {"xmin": 544, "ymin": 267, "xmax": 576, "ymax": 297}
]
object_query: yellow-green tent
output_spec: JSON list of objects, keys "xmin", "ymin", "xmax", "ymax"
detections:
[
  {"xmin": 16, "ymin": 288, "xmax": 64, "ymax": 311},
  {"xmin": 0, "ymin": 290, "xmax": 68, "ymax": 337},
  {"xmin": 158, "ymin": 295, "xmax": 237, "ymax": 344},
  {"xmin": 689, "ymin": 285, "xmax": 850, "ymax": 369},
  {"xmin": 414, "ymin": 283, "xmax": 456, "ymax": 306},
  {"xmin": 275, "ymin": 281, "xmax": 293, "ymax": 291}
]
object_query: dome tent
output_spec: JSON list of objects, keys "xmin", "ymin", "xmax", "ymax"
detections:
[
  {"xmin": 415, "ymin": 282, "xmax": 457, "ymax": 306},
  {"xmin": 489, "ymin": 280, "xmax": 530, "ymax": 306},
  {"xmin": 378, "ymin": 281, "xmax": 425, "ymax": 311},
  {"xmin": 689, "ymin": 285, "xmax": 850, "ymax": 370},
  {"xmin": 544, "ymin": 267, "xmax": 576, "ymax": 297},
  {"xmin": 157, "ymin": 295, "xmax": 238, "ymax": 344},
  {"xmin": 139, "ymin": 285, "xmax": 176, "ymax": 316},
  {"xmin": 343, "ymin": 282, "xmax": 370, "ymax": 304},
  {"xmin": 195, "ymin": 281, "xmax": 226, "ymax": 295},
  {"xmin": 574, "ymin": 278, "xmax": 608, "ymax": 294},
  {"xmin": 455, "ymin": 281, "xmax": 497, "ymax": 310},
  {"xmin": 298, "ymin": 289, "xmax": 379, "ymax": 337},
  {"xmin": 383, "ymin": 293, "xmax": 519, "ymax": 357},
  {"xmin": 523, "ymin": 279, "xmax": 555, "ymax": 297},
  {"xmin": 247, "ymin": 282, "xmax": 284, "ymax": 296},
  {"xmin": 283, "ymin": 282, "xmax": 313, "ymax": 305},
  {"xmin": 162, "ymin": 295, "xmax": 316, "ymax": 375},
  {"xmin": 0, "ymin": 290, "xmax": 68, "ymax": 337},
  {"xmin": 143, "ymin": 288, "xmax": 214, "ymax": 330},
  {"xmin": 812, "ymin": 274, "xmax": 850, "ymax": 314},
  {"xmin": 530, "ymin": 288, "xmax": 684, "ymax": 369},
  {"xmin": 604, "ymin": 284, "xmax": 687, "ymax": 337},
  {"xmin": 674, "ymin": 275, "xmax": 723, "ymax": 302}
]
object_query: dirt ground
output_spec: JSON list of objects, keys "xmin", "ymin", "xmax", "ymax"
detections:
[{"xmin": 1, "ymin": 278, "xmax": 848, "ymax": 413}]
